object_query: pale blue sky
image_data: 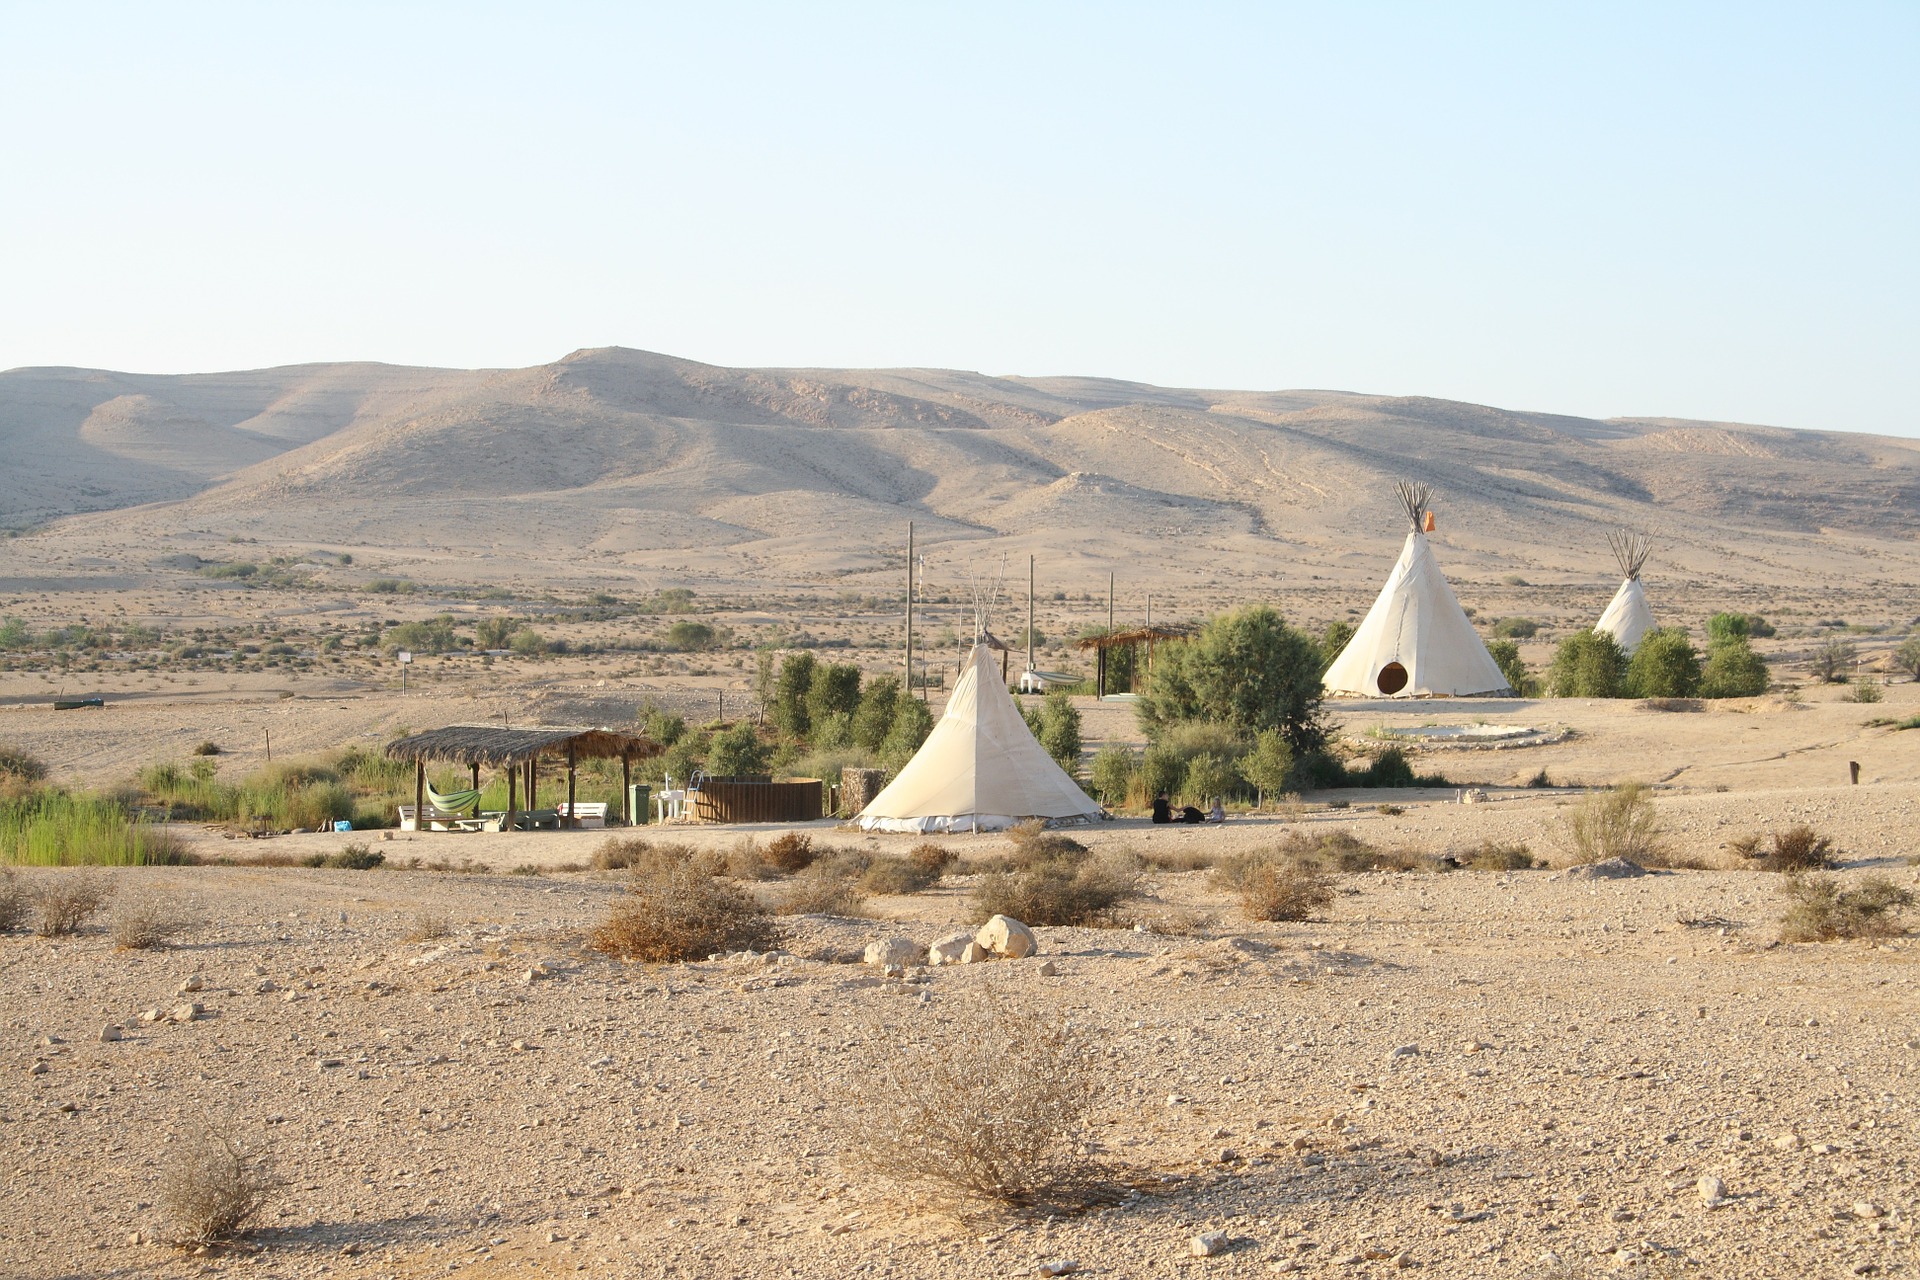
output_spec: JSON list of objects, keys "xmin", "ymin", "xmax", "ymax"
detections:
[{"xmin": 2, "ymin": 3, "xmax": 1914, "ymax": 435}]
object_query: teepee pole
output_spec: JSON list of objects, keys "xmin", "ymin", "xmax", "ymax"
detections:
[
  {"xmin": 905, "ymin": 521, "xmax": 915, "ymax": 700},
  {"xmin": 1027, "ymin": 555, "xmax": 1035, "ymax": 674}
]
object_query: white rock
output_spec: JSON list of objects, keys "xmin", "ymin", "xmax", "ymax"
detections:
[
  {"xmin": 927, "ymin": 931, "xmax": 973, "ymax": 966},
  {"xmin": 1190, "ymin": 1231, "xmax": 1229, "ymax": 1257},
  {"xmin": 169, "ymin": 1003, "xmax": 201, "ymax": 1023},
  {"xmin": 1037, "ymin": 1261, "xmax": 1080, "ymax": 1277},
  {"xmin": 28, "ymin": 1061, "xmax": 47, "ymax": 1075},
  {"xmin": 1390, "ymin": 1044, "xmax": 1420, "ymax": 1059},
  {"xmin": 1772, "ymin": 1133, "xmax": 1804, "ymax": 1151},
  {"xmin": 177, "ymin": 975, "xmax": 203, "ymax": 994},
  {"xmin": 137, "ymin": 1008, "xmax": 163, "ymax": 1023},
  {"xmin": 864, "ymin": 937, "xmax": 920, "ymax": 968},
  {"xmin": 1697, "ymin": 1175, "xmax": 1726, "ymax": 1205},
  {"xmin": 974, "ymin": 914, "xmax": 1038, "ymax": 959},
  {"xmin": 1038, "ymin": 959, "xmax": 1059, "ymax": 976},
  {"xmin": 960, "ymin": 940, "xmax": 990, "ymax": 964},
  {"xmin": 99, "ymin": 1025, "xmax": 122, "ymax": 1043},
  {"xmin": 1853, "ymin": 1201, "xmax": 1885, "ymax": 1219}
]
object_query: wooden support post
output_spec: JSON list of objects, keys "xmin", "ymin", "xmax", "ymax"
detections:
[
  {"xmin": 566, "ymin": 745, "xmax": 578, "ymax": 829},
  {"xmin": 1097, "ymin": 646, "xmax": 1106, "ymax": 700},
  {"xmin": 506, "ymin": 764, "xmax": 517, "ymax": 832},
  {"xmin": 414, "ymin": 761, "xmax": 425, "ymax": 831},
  {"xmin": 470, "ymin": 763, "xmax": 479, "ymax": 793},
  {"xmin": 527, "ymin": 758, "xmax": 537, "ymax": 812}
]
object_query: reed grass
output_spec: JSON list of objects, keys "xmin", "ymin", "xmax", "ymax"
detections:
[{"xmin": 0, "ymin": 790, "xmax": 191, "ymax": 866}]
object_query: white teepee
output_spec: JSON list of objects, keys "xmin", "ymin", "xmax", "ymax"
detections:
[
  {"xmin": 1593, "ymin": 530, "xmax": 1657, "ymax": 655},
  {"xmin": 857, "ymin": 641, "xmax": 1103, "ymax": 833},
  {"xmin": 1322, "ymin": 482, "xmax": 1513, "ymax": 698}
]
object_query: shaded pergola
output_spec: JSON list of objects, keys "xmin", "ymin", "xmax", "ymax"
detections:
[
  {"xmin": 385, "ymin": 726, "xmax": 662, "ymax": 829},
  {"xmin": 1073, "ymin": 625, "xmax": 1192, "ymax": 698}
]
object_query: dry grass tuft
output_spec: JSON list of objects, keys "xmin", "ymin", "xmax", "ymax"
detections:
[
  {"xmin": 969, "ymin": 847, "xmax": 1139, "ymax": 926},
  {"xmin": 404, "ymin": 911, "xmax": 451, "ymax": 942},
  {"xmin": 590, "ymin": 861, "xmax": 782, "ymax": 961},
  {"xmin": 1136, "ymin": 846, "xmax": 1219, "ymax": 872},
  {"xmin": 34, "ymin": 872, "xmax": 111, "ymax": 936},
  {"xmin": 774, "ymin": 856, "xmax": 871, "ymax": 916},
  {"xmin": 762, "ymin": 830, "xmax": 818, "ymax": 874},
  {"xmin": 111, "ymin": 893, "xmax": 192, "ymax": 950},
  {"xmin": 858, "ymin": 855, "xmax": 943, "ymax": 896},
  {"xmin": 1735, "ymin": 825, "xmax": 1835, "ymax": 872},
  {"xmin": 1458, "ymin": 840, "xmax": 1538, "ymax": 871},
  {"xmin": 907, "ymin": 842, "xmax": 955, "ymax": 875},
  {"xmin": 836, "ymin": 990, "xmax": 1103, "ymax": 1211},
  {"xmin": 158, "ymin": 1119, "xmax": 282, "ymax": 1247},
  {"xmin": 1564, "ymin": 783, "xmax": 1670, "ymax": 867},
  {"xmin": 0, "ymin": 867, "xmax": 28, "ymax": 933},
  {"xmin": 1222, "ymin": 857, "xmax": 1335, "ymax": 921},
  {"xmin": 1778, "ymin": 873, "xmax": 1913, "ymax": 942}
]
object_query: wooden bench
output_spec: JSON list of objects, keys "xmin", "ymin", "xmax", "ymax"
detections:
[
  {"xmin": 555, "ymin": 801, "xmax": 608, "ymax": 828},
  {"xmin": 397, "ymin": 804, "xmax": 480, "ymax": 832}
]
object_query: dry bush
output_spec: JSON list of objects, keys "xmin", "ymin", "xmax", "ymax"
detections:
[
  {"xmin": 34, "ymin": 872, "xmax": 111, "ymax": 937},
  {"xmin": 1639, "ymin": 698, "xmax": 1704, "ymax": 713},
  {"xmin": 592, "ymin": 837, "xmax": 719, "ymax": 878},
  {"xmin": 1778, "ymin": 873, "xmax": 1913, "ymax": 942},
  {"xmin": 1460, "ymin": 841, "xmax": 1537, "ymax": 871},
  {"xmin": 0, "ymin": 867, "xmax": 28, "ymax": 933},
  {"xmin": 1737, "ymin": 824, "xmax": 1835, "ymax": 872},
  {"xmin": 907, "ymin": 842, "xmax": 955, "ymax": 875},
  {"xmin": 404, "ymin": 911, "xmax": 451, "ymax": 942},
  {"xmin": 1239, "ymin": 861, "xmax": 1336, "ymax": 921},
  {"xmin": 1275, "ymin": 793, "xmax": 1308, "ymax": 821},
  {"xmin": 1564, "ymin": 783, "xmax": 1669, "ymax": 866},
  {"xmin": 762, "ymin": 831, "xmax": 817, "ymax": 873},
  {"xmin": 1006, "ymin": 822, "xmax": 1089, "ymax": 866},
  {"xmin": 111, "ymin": 894, "xmax": 191, "ymax": 950},
  {"xmin": 0, "ymin": 744, "xmax": 48, "ymax": 785},
  {"xmin": 590, "ymin": 861, "xmax": 782, "ymax": 961},
  {"xmin": 590, "ymin": 836, "xmax": 648, "ymax": 870},
  {"xmin": 774, "ymin": 857, "xmax": 871, "ymax": 916},
  {"xmin": 1136, "ymin": 845, "xmax": 1218, "ymax": 872},
  {"xmin": 859, "ymin": 856, "xmax": 942, "ymax": 896},
  {"xmin": 159, "ymin": 1119, "xmax": 282, "ymax": 1246},
  {"xmin": 969, "ymin": 847, "xmax": 1139, "ymax": 926},
  {"xmin": 836, "ymin": 990, "xmax": 1102, "ymax": 1210}
]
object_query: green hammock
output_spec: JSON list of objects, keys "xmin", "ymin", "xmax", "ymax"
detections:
[{"xmin": 426, "ymin": 780, "xmax": 482, "ymax": 814}]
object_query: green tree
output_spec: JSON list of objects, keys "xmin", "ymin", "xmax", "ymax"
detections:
[
  {"xmin": 1486, "ymin": 639, "xmax": 1538, "ymax": 698},
  {"xmin": 1318, "ymin": 620, "xmax": 1355, "ymax": 673},
  {"xmin": 665, "ymin": 620, "xmax": 716, "ymax": 652},
  {"xmin": 1077, "ymin": 625, "xmax": 1136, "ymax": 691},
  {"xmin": 1089, "ymin": 745, "xmax": 1135, "ymax": 806},
  {"xmin": 1138, "ymin": 604, "xmax": 1327, "ymax": 752},
  {"xmin": 1141, "ymin": 742, "xmax": 1184, "ymax": 801},
  {"xmin": 654, "ymin": 729, "xmax": 710, "ymax": 788},
  {"xmin": 1701, "ymin": 636, "xmax": 1770, "ymax": 698},
  {"xmin": 1236, "ymin": 728, "xmax": 1295, "ymax": 809},
  {"xmin": 850, "ymin": 675, "xmax": 902, "ymax": 752},
  {"xmin": 1811, "ymin": 637, "xmax": 1857, "ymax": 683},
  {"xmin": 1710, "ymin": 612, "xmax": 1775, "ymax": 643},
  {"xmin": 1037, "ymin": 690, "xmax": 1083, "ymax": 775},
  {"xmin": 1894, "ymin": 635, "xmax": 1920, "ymax": 683},
  {"xmin": 772, "ymin": 652, "xmax": 817, "ymax": 739},
  {"xmin": 1183, "ymin": 753, "xmax": 1236, "ymax": 805},
  {"xmin": 707, "ymin": 721, "xmax": 770, "ymax": 777},
  {"xmin": 474, "ymin": 616, "xmax": 520, "ymax": 649},
  {"xmin": 1547, "ymin": 630, "xmax": 1627, "ymax": 698},
  {"xmin": 753, "ymin": 647, "xmax": 779, "ymax": 713},
  {"xmin": 638, "ymin": 702, "xmax": 686, "ymax": 747},
  {"xmin": 880, "ymin": 697, "xmax": 934, "ymax": 767},
  {"xmin": 1624, "ymin": 628, "xmax": 1702, "ymax": 698},
  {"xmin": 806, "ymin": 662, "xmax": 863, "ymax": 730},
  {"xmin": 381, "ymin": 615, "xmax": 458, "ymax": 655},
  {"xmin": 811, "ymin": 711, "xmax": 854, "ymax": 751},
  {"xmin": 509, "ymin": 628, "xmax": 548, "ymax": 656}
]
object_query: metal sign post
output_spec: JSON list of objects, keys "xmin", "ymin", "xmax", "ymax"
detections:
[{"xmin": 398, "ymin": 649, "xmax": 412, "ymax": 692}]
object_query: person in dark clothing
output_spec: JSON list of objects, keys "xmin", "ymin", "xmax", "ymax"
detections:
[
  {"xmin": 1151, "ymin": 794, "xmax": 1172, "ymax": 824},
  {"xmin": 1179, "ymin": 805, "xmax": 1205, "ymax": 824}
]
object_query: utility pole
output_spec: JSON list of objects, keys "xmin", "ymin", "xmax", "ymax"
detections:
[
  {"xmin": 1027, "ymin": 555, "xmax": 1035, "ymax": 675},
  {"xmin": 905, "ymin": 521, "xmax": 915, "ymax": 700}
]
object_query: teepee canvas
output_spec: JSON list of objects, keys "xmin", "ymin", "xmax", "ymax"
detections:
[
  {"xmin": 857, "ymin": 641, "xmax": 1103, "ymax": 833},
  {"xmin": 1322, "ymin": 482, "xmax": 1513, "ymax": 698},
  {"xmin": 1593, "ymin": 530, "xmax": 1657, "ymax": 655}
]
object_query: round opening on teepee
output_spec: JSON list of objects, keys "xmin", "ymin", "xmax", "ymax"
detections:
[{"xmin": 1376, "ymin": 662, "xmax": 1409, "ymax": 695}]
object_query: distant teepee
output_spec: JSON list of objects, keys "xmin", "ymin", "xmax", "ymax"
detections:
[
  {"xmin": 1593, "ymin": 529, "xmax": 1657, "ymax": 655},
  {"xmin": 857, "ymin": 640, "xmax": 1104, "ymax": 832},
  {"xmin": 1322, "ymin": 481, "xmax": 1513, "ymax": 698}
]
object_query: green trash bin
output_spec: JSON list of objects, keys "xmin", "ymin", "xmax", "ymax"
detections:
[{"xmin": 627, "ymin": 783, "xmax": 651, "ymax": 825}]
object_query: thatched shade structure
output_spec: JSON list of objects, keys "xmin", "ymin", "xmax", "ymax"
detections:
[
  {"xmin": 385, "ymin": 726, "xmax": 662, "ymax": 829},
  {"xmin": 1073, "ymin": 625, "xmax": 1192, "ymax": 698}
]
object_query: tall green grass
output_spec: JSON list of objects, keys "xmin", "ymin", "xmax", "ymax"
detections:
[{"xmin": 0, "ymin": 790, "xmax": 190, "ymax": 866}]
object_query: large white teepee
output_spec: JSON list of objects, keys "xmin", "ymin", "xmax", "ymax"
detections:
[
  {"xmin": 1593, "ymin": 530, "xmax": 1657, "ymax": 655},
  {"xmin": 1322, "ymin": 482, "xmax": 1512, "ymax": 699},
  {"xmin": 857, "ymin": 641, "xmax": 1103, "ymax": 833}
]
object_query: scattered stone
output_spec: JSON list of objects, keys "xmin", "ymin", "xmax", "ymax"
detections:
[
  {"xmin": 1698, "ymin": 1175, "xmax": 1726, "ymax": 1206},
  {"xmin": 1037, "ymin": 1261, "xmax": 1080, "ymax": 1276},
  {"xmin": 863, "ymin": 936, "xmax": 920, "ymax": 968},
  {"xmin": 28, "ymin": 1061, "xmax": 47, "ymax": 1075},
  {"xmin": 1391, "ymin": 1253, "xmax": 1413, "ymax": 1269},
  {"xmin": 137, "ymin": 1008, "xmax": 163, "ymax": 1023},
  {"xmin": 1038, "ymin": 959, "xmax": 1059, "ymax": 977},
  {"xmin": 316, "ymin": 1058, "xmax": 345, "ymax": 1070},
  {"xmin": 99, "ymin": 1025, "xmax": 121, "ymax": 1043},
  {"xmin": 1190, "ymin": 1230, "xmax": 1230, "ymax": 1257},
  {"xmin": 169, "ymin": 1003, "xmax": 202, "ymax": 1023},
  {"xmin": 1772, "ymin": 1133, "xmax": 1804, "ymax": 1151},
  {"xmin": 1852, "ymin": 1202, "xmax": 1885, "ymax": 1220},
  {"xmin": 511, "ymin": 1038, "xmax": 531, "ymax": 1052},
  {"xmin": 1461, "ymin": 1039, "xmax": 1492, "ymax": 1054},
  {"xmin": 927, "ymin": 931, "xmax": 972, "ymax": 966},
  {"xmin": 1390, "ymin": 1044, "xmax": 1420, "ymax": 1059},
  {"xmin": 974, "ymin": 914, "xmax": 1038, "ymax": 959},
  {"xmin": 1218, "ymin": 1148, "xmax": 1240, "ymax": 1163},
  {"xmin": 177, "ymin": 975, "xmax": 203, "ymax": 994},
  {"xmin": 960, "ymin": 940, "xmax": 990, "ymax": 964},
  {"xmin": 254, "ymin": 979, "xmax": 278, "ymax": 994},
  {"xmin": 1563, "ymin": 858, "xmax": 1650, "ymax": 881}
]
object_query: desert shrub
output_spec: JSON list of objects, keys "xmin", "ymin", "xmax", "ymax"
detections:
[
  {"xmin": 111, "ymin": 894, "xmax": 191, "ymax": 949},
  {"xmin": 836, "ymin": 991, "xmax": 1101, "ymax": 1209},
  {"xmin": 1779, "ymin": 873, "xmax": 1913, "ymax": 942},
  {"xmin": 591, "ymin": 836, "xmax": 649, "ymax": 871},
  {"xmin": 1490, "ymin": 617, "xmax": 1539, "ymax": 639},
  {"xmin": 309, "ymin": 843, "xmax": 383, "ymax": 871},
  {"xmin": 881, "ymin": 696, "xmax": 934, "ymax": 767},
  {"xmin": 1137, "ymin": 604, "xmax": 1329, "ymax": 752},
  {"xmin": 0, "ymin": 745, "xmax": 48, "ymax": 785},
  {"xmin": 1548, "ymin": 630, "xmax": 1628, "ymax": 699},
  {"xmin": 1810, "ymin": 637, "xmax": 1858, "ymax": 684},
  {"xmin": 34, "ymin": 872, "xmax": 110, "ymax": 936},
  {"xmin": 707, "ymin": 721, "xmax": 771, "ymax": 777},
  {"xmin": 763, "ymin": 830, "xmax": 817, "ymax": 873},
  {"xmin": 970, "ymin": 847, "xmax": 1139, "ymax": 926},
  {"xmin": 1182, "ymin": 752, "xmax": 1236, "ymax": 806},
  {"xmin": 1639, "ymin": 697, "xmax": 1703, "ymax": 713},
  {"xmin": 0, "ymin": 867, "xmax": 28, "ymax": 931},
  {"xmin": 1624, "ymin": 628, "xmax": 1702, "ymax": 699},
  {"xmin": 775, "ymin": 859, "xmax": 871, "ymax": 916},
  {"xmin": 159, "ymin": 1120, "xmax": 283, "ymax": 1246},
  {"xmin": 1035, "ymin": 691, "xmax": 1083, "ymax": 775},
  {"xmin": 404, "ymin": 911, "xmax": 451, "ymax": 942},
  {"xmin": 1358, "ymin": 746, "xmax": 1416, "ymax": 789},
  {"xmin": 190, "ymin": 741, "xmax": 223, "ymax": 757},
  {"xmin": 1893, "ymin": 635, "xmax": 1920, "ymax": 683},
  {"xmin": 1236, "ymin": 728, "xmax": 1295, "ymax": 807},
  {"xmin": 590, "ymin": 861, "xmax": 782, "ymax": 961},
  {"xmin": 1739, "ymin": 824, "xmax": 1835, "ymax": 872},
  {"xmin": 1564, "ymin": 783, "xmax": 1669, "ymax": 866},
  {"xmin": 860, "ymin": 856, "xmax": 941, "ymax": 896},
  {"xmin": 908, "ymin": 842, "xmax": 955, "ymax": 875},
  {"xmin": 1239, "ymin": 861, "xmax": 1336, "ymax": 921},
  {"xmin": 1088, "ymin": 744, "xmax": 1134, "ymax": 807},
  {"xmin": 1461, "ymin": 840, "xmax": 1537, "ymax": 871},
  {"xmin": 1701, "ymin": 636, "xmax": 1770, "ymax": 698},
  {"xmin": 1846, "ymin": 678, "xmax": 1884, "ymax": 704},
  {"xmin": 1524, "ymin": 768, "xmax": 1554, "ymax": 788},
  {"xmin": 1708, "ymin": 612, "xmax": 1773, "ymax": 643},
  {"xmin": 1006, "ymin": 822, "xmax": 1088, "ymax": 866},
  {"xmin": 1140, "ymin": 742, "xmax": 1184, "ymax": 804},
  {"xmin": 1486, "ymin": 639, "xmax": 1539, "ymax": 697}
]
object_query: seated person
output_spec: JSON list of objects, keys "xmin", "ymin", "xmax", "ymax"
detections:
[
  {"xmin": 1178, "ymin": 804, "xmax": 1205, "ymax": 824},
  {"xmin": 1208, "ymin": 797, "xmax": 1226, "ymax": 822},
  {"xmin": 1151, "ymin": 794, "xmax": 1172, "ymax": 824}
]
